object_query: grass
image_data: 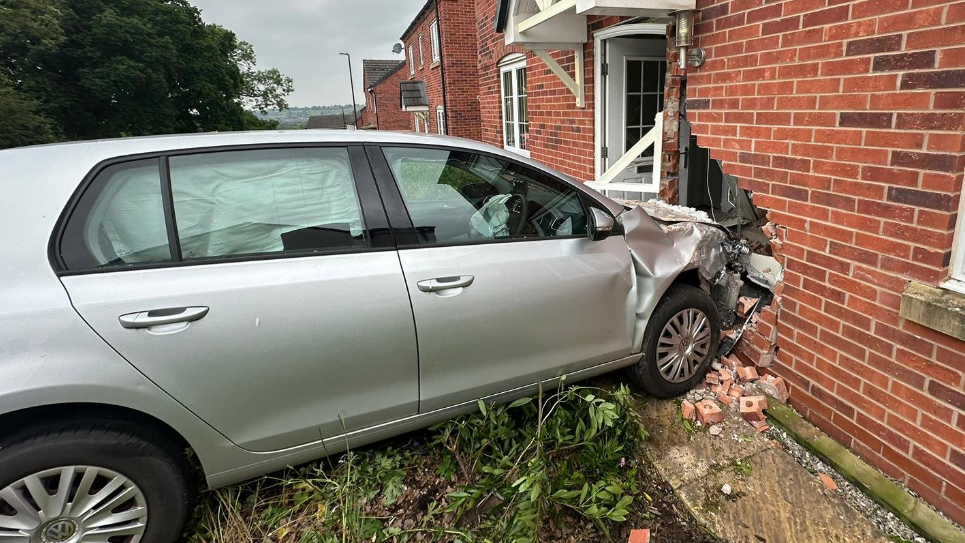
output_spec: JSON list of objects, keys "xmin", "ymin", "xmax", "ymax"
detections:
[{"xmin": 188, "ymin": 383, "xmax": 648, "ymax": 543}]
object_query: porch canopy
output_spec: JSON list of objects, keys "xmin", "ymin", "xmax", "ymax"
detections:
[{"xmin": 494, "ymin": 0, "xmax": 694, "ymax": 107}]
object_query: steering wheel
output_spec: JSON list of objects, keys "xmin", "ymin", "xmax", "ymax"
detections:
[{"xmin": 504, "ymin": 193, "xmax": 528, "ymax": 236}]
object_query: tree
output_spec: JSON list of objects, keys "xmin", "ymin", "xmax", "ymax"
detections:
[
  {"xmin": 0, "ymin": 76, "xmax": 57, "ymax": 148},
  {"xmin": 0, "ymin": 0, "xmax": 294, "ymax": 148}
]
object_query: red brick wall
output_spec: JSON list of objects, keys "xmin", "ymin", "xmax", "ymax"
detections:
[
  {"xmin": 476, "ymin": 0, "xmax": 627, "ymax": 180},
  {"xmin": 364, "ymin": 66, "xmax": 410, "ymax": 132},
  {"xmin": 439, "ymin": 0, "xmax": 482, "ymax": 140},
  {"xmin": 401, "ymin": 0, "xmax": 482, "ymax": 137},
  {"xmin": 404, "ymin": 12, "xmax": 445, "ymax": 134},
  {"xmin": 688, "ymin": 0, "xmax": 965, "ymax": 523}
]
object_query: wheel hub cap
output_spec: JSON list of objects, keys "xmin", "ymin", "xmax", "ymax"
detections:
[
  {"xmin": 656, "ymin": 308, "xmax": 712, "ymax": 383},
  {"xmin": 40, "ymin": 519, "xmax": 78, "ymax": 543},
  {"xmin": 0, "ymin": 466, "xmax": 148, "ymax": 543}
]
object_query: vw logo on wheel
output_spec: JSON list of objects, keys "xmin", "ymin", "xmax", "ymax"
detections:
[{"xmin": 41, "ymin": 519, "xmax": 79, "ymax": 543}]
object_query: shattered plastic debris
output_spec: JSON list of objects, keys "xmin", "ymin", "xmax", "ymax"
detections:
[{"xmin": 744, "ymin": 253, "xmax": 784, "ymax": 290}]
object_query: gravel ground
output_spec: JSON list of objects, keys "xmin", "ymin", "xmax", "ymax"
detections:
[
  {"xmin": 766, "ymin": 413, "xmax": 965, "ymax": 543},
  {"xmin": 684, "ymin": 375, "xmax": 964, "ymax": 543}
]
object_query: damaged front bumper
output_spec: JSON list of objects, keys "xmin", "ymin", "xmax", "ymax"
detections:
[{"xmin": 617, "ymin": 199, "xmax": 780, "ymax": 355}]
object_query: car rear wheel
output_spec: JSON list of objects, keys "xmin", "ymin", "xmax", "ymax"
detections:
[
  {"xmin": 0, "ymin": 418, "xmax": 194, "ymax": 543},
  {"xmin": 629, "ymin": 284, "xmax": 721, "ymax": 398}
]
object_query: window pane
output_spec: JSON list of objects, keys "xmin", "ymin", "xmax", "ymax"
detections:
[
  {"xmin": 381, "ymin": 147, "xmax": 587, "ymax": 245},
  {"xmin": 627, "ymin": 60, "xmax": 642, "ymax": 93},
  {"xmin": 431, "ymin": 22, "xmax": 441, "ymax": 60},
  {"xmin": 643, "ymin": 60, "xmax": 659, "ymax": 92},
  {"xmin": 516, "ymin": 67, "xmax": 527, "ymax": 97},
  {"xmin": 642, "ymin": 96, "xmax": 658, "ymax": 130},
  {"xmin": 61, "ymin": 159, "xmax": 172, "ymax": 270},
  {"xmin": 169, "ymin": 148, "xmax": 366, "ymax": 260}
]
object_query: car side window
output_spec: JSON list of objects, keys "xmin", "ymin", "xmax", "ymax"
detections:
[
  {"xmin": 381, "ymin": 146, "xmax": 587, "ymax": 245},
  {"xmin": 60, "ymin": 159, "xmax": 173, "ymax": 270},
  {"xmin": 168, "ymin": 147, "xmax": 368, "ymax": 260}
]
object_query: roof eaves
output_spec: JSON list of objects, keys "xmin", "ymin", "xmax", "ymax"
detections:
[{"xmin": 400, "ymin": 0, "xmax": 437, "ymax": 41}]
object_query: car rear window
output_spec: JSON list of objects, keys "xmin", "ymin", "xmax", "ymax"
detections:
[{"xmin": 60, "ymin": 159, "xmax": 173, "ymax": 270}]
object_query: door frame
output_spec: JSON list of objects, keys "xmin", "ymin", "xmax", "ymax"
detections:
[{"xmin": 593, "ymin": 23, "xmax": 667, "ymax": 181}]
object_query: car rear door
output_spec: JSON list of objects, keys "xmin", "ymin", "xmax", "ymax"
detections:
[
  {"xmin": 55, "ymin": 145, "xmax": 418, "ymax": 452},
  {"xmin": 368, "ymin": 145, "xmax": 634, "ymax": 413}
]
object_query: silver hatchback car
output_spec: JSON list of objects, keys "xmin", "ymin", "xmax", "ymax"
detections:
[{"xmin": 0, "ymin": 131, "xmax": 727, "ymax": 542}]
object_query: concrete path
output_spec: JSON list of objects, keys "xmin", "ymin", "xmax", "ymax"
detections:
[{"xmin": 639, "ymin": 398, "xmax": 891, "ymax": 543}]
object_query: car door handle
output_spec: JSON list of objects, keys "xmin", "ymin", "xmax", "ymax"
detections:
[
  {"xmin": 417, "ymin": 275, "xmax": 474, "ymax": 293},
  {"xmin": 118, "ymin": 307, "xmax": 209, "ymax": 329}
]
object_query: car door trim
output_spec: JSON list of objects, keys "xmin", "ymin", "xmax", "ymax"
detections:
[{"xmin": 49, "ymin": 143, "xmax": 398, "ymax": 276}]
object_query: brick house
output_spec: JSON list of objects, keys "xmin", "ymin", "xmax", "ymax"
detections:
[
  {"xmin": 391, "ymin": 0, "xmax": 965, "ymax": 525},
  {"xmin": 359, "ymin": 59, "xmax": 407, "ymax": 130},
  {"xmin": 396, "ymin": 0, "xmax": 483, "ymax": 139}
]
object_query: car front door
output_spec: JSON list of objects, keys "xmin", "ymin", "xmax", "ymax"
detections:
[
  {"xmin": 370, "ymin": 145, "xmax": 634, "ymax": 412},
  {"xmin": 55, "ymin": 145, "xmax": 418, "ymax": 451}
]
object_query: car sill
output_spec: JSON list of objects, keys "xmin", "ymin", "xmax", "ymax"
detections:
[{"xmin": 205, "ymin": 352, "xmax": 644, "ymax": 488}]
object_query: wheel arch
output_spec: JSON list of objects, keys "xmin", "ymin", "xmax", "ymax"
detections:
[{"xmin": 0, "ymin": 402, "xmax": 201, "ymax": 480}]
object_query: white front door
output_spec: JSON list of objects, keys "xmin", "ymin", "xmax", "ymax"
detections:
[{"xmin": 601, "ymin": 37, "xmax": 667, "ymax": 199}]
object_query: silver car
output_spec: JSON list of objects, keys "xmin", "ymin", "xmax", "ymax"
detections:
[{"xmin": 0, "ymin": 131, "xmax": 727, "ymax": 542}]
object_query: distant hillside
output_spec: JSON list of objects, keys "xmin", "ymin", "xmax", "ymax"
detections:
[{"xmin": 254, "ymin": 106, "xmax": 363, "ymax": 129}]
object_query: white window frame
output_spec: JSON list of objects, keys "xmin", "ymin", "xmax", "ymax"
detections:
[
  {"xmin": 419, "ymin": 35, "xmax": 424, "ymax": 67},
  {"xmin": 430, "ymin": 20, "xmax": 441, "ymax": 62},
  {"xmin": 500, "ymin": 55, "xmax": 529, "ymax": 158},
  {"xmin": 944, "ymin": 170, "xmax": 965, "ymax": 294},
  {"xmin": 436, "ymin": 106, "xmax": 446, "ymax": 135},
  {"xmin": 414, "ymin": 114, "xmax": 425, "ymax": 133},
  {"xmin": 408, "ymin": 45, "xmax": 414, "ymax": 76}
]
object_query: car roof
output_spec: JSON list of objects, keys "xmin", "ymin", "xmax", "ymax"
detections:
[{"xmin": 0, "ymin": 130, "xmax": 499, "ymax": 162}]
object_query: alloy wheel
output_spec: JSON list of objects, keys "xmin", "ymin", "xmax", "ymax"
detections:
[
  {"xmin": 655, "ymin": 308, "xmax": 712, "ymax": 383},
  {"xmin": 0, "ymin": 466, "xmax": 147, "ymax": 543}
]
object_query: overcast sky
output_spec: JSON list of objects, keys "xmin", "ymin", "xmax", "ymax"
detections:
[{"xmin": 191, "ymin": 0, "xmax": 427, "ymax": 107}]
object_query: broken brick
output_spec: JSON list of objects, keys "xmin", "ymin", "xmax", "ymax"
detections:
[
  {"xmin": 774, "ymin": 281, "xmax": 786, "ymax": 297},
  {"xmin": 706, "ymin": 372, "xmax": 720, "ymax": 385},
  {"xmin": 712, "ymin": 381, "xmax": 731, "ymax": 396},
  {"xmin": 740, "ymin": 395, "xmax": 768, "ymax": 423},
  {"xmin": 628, "ymin": 528, "xmax": 650, "ymax": 543},
  {"xmin": 819, "ymin": 474, "xmax": 838, "ymax": 491},
  {"xmin": 757, "ymin": 347, "xmax": 777, "ymax": 368},
  {"xmin": 681, "ymin": 400, "xmax": 696, "ymax": 421},
  {"xmin": 737, "ymin": 366, "xmax": 760, "ymax": 382},
  {"xmin": 722, "ymin": 354, "xmax": 742, "ymax": 369},
  {"xmin": 759, "ymin": 375, "xmax": 790, "ymax": 403},
  {"xmin": 696, "ymin": 400, "xmax": 724, "ymax": 425},
  {"xmin": 717, "ymin": 391, "xmax": 735, "ymax": 405},
  {"xmin": 738, "ymin": 296, "xmax": 760, "ymax": 317},
  {"xmin": 728, "ymin": 385, "xmax": 745, "ymax": 398},
  {"xmin": 756, "ymin": 423, "xmax": 771, "ymax": 433}
]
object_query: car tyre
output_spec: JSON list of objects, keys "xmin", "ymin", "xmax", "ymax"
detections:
[
  {"xmin": 629, "ymin": 284, "xmax": 721, "ymax": 398},
  {"xmin": 0, "ymin": 417, "xmax": 195, "ymax": 543}
]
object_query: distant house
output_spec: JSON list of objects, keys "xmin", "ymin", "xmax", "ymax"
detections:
[
  {"xmin": 304, "ymin": 113, "xmax": 354, "ymax": 130},
  {"xmin": 397, "ymin": 0, "xmax": 481, "ymax": 138},
  {"xmin": 360, "ymin": 60, "xmax": 406, "ymax": 130}
]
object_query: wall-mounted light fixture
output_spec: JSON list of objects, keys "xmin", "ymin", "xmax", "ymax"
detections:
[{"xmin": 673, "ymin": 10, "xmax": 706, "ymax": 70}]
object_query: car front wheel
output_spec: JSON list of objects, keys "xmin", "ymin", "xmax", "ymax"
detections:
[
  {"xmin": 0, "ymin": 417, "xmax": 194, "ymax": 543},
  {"xmin": 629, "ymin": 284, "xmax": 721, "ymax": 398}
]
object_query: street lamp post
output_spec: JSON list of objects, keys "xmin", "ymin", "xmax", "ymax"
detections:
[{"xmin": 339, "ymin": 52, "xmax": 359, "ymax": 129}]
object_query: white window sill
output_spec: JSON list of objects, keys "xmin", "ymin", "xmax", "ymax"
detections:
[
  {"xmin": 941, "ymin": 277, "xmax": 965, "ymax": 296},
  {"xmin": 504, "ymin": 146, "xmax": 531, "ymax": 159}
]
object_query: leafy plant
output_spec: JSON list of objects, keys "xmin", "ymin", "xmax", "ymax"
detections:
[
  {"xmin": 191, "ymin": 384, "xmax": 648, "ymax": 542},
  {"xmin": 433, "ymin": 383, "xmax": 648, "ymax": 542}
]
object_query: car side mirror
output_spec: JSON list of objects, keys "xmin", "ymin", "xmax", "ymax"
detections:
[{"xmin": 588, "ymin": 208, "xmax": 615, "ymax": 241}]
